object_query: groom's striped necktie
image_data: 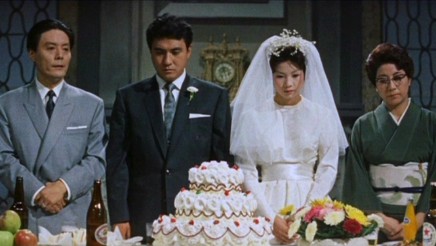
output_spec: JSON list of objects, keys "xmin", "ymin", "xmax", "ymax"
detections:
[{"xmin": 164, "ymin": 83, "xmax": 176, "ymax": 139}]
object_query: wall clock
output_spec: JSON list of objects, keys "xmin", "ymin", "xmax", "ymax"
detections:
[
  {"xmin": 214, "ymin": 62, "xmax": 235, "ymax": 85},
  {"xmin": 201, "ymin": 34, "xmax": 248, "ymax": 100}
]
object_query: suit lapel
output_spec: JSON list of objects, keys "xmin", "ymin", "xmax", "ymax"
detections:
[
  {"xmin": 34, "ymin": 83, "xmax": 74, "ymax": 173},
  {"xmin": 168, "ymin": 76, "xmax": 192, "ymax": 152},
  {"xmin": 23, "ymin": 83, "xmax": 48, "ymax": 139},
  {"xmin": 143, "ymin": 79, "xmax": 167, "ymax": 157}
]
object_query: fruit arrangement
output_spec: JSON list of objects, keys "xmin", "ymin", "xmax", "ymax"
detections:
[{"xmin": 0, "ymin": 210, "xmax": 37, "ymax": 246}]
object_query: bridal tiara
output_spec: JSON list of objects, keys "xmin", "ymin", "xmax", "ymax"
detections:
[{"xmin": 267, "ymin": 29, "xmax": 316, "ymax": 57}]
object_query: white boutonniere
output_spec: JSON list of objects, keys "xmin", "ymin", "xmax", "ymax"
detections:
[{"xmin": 187, "ymin": 86, "xmax": 199, "ymax": 102}]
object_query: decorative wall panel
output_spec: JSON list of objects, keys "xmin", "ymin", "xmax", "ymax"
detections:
[
  {"xmin": 0, "ymin": 0, "xmax": 57, "ymax": 94},
  {"xmin": 383, "ymin": 0, "xmax": 436, "ymax": 110}
]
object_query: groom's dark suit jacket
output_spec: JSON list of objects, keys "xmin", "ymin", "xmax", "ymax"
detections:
[{"xmin": 106, "ymin": 75, "xmax": 233, "ymax": 238}]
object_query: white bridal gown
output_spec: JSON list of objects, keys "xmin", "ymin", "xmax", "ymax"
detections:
[{"xmin": 232, "ymin": 97, "xmax": 339, "ymax": 220}]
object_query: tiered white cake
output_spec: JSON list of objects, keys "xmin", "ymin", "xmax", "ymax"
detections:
[{"xmin": 152, "ymin": 161, "xmax": 272, "ymax": 245}]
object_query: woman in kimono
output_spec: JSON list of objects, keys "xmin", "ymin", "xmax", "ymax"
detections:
[
  {"xmin": 343, "ymin": 43, "xmax": 436, "ymax": 243},
  {"xmin": 230, "ymin": 30, "xmax": 348, "ymax": 244}
]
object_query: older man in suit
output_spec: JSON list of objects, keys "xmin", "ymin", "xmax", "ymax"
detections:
[
  {"xmin": 106, "ymin": 14, "xmax": 233, "ymax": 241},
  {"xmin": 0, "ymin": 19, "xmax": 107, "ymax": 234}
]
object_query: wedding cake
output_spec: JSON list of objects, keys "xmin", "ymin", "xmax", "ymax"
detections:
[{"xmin": 152, "ymin": 161, "xmax": 272, "ymax": 245}]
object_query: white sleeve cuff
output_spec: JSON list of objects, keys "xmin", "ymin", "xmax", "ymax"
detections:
[
  {"xmin": 31, "ymin": 186, "xmax": 45, "ymax": 206},
  {"xmin": 59, "ymin": 178, "xmax": 71, "ymax": 200}
]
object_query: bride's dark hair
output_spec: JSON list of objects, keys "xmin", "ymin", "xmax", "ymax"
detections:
[{"xmin": 269, "ymin": 47, "xmax": 306, "ymax": 74}]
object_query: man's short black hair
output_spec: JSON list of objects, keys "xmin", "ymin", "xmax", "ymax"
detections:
[
  {"xmin": 26, "ymin": 19, "xmax": 74, "ymax": 51},
  {"xmin": 146, "ymin": 13, "xmax": 193, "ymax": 50}
]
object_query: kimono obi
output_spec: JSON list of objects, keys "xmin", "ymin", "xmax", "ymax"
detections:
[
  {"xmin": 262, "ymin": 163, "xmax": 313, "ymax": 182},
  {"xmin": 370, "ymin": 162, "xmax": 427, "ymax": 206}
]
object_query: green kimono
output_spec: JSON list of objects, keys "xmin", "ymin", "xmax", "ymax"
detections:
[{"xmin": 343, "ymin": 101, "xmax": 436, "ymax": 219}]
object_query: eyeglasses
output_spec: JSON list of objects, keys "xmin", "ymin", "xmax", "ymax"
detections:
[{"xmin": 375, "ymin": 74, "xmax": 407, "ymax": 87}]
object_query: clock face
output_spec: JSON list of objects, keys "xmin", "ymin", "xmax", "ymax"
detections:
[{"xmin": 214, "ymin": 62, "xmax": 235, "ymax": 84}]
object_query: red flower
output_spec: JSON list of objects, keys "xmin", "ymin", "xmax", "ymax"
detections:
[
  {"xmin": 201, "ymin": 166, "xmax": 207, "ymax": 170},
  {"xmin": 343, "ymin": 219, "xmax": 363, "ymax": 235},
  {"xmin": 233, "ymin": 165, "xmax": 240, "ymax": 170},
  {"xmin": 225, "ymin": 190, "xmax": 230, "ymax": 196},
  {"xmin": 234, "ymin": 221, "xmax": 240, "ymax": 227},
  {"xmin": 304, "ymin": 207, "xmax": 323, "ymax": 222},
  {"xmin": 171, "ymin": 218, "xmax": 177, "ymax": 223},
  {"xmin": 253, "ymin": 218, "xmax": 259, "ymax": 224},
  {"xmin": 189, "ymin": 220, "xmax": 195, "ymax": 225},
  {"xmin": 214, "ymin": 220, "xmax": 220, "ymax": 225}
]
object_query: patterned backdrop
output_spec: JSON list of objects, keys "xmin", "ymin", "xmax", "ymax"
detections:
[
  {"xmin": 384, "ymin": 0, "xmax": 436, "ymax": 111},
  {"xmin": 0, "ymin": 0, "xmax": 58, "ymax": 94}
]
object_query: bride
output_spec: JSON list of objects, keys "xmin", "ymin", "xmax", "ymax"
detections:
[{"xmin": 230, "ymin": 29, "xmax": 348, "ymax": 244}]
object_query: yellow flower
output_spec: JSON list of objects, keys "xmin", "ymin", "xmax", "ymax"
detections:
[
  {"xmin": 345, "ymin": 205, "xmax": 369, "ymax": 226},
  {"xmin": 310, "ymin": 197, "xmax": 332, "ymax": 207},
  {"xmin": 333, "ymin": 200, "xmax": 344, "ymax": 209},
  {"xmin": 279, "ymin": 204, "xmax": 296, "ymax": 216},
  {"xmin": 305, "ymin": 221, "xmax": 318, "ymax": 242}
]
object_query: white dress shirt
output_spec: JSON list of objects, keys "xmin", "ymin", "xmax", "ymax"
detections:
[
  {"xmin": 31, "ymin": 79, "xmax": 72, "ymax": 205},
  {"xmin": 156, "ymin": 70, "xmax": 186, "ymax": 120}
]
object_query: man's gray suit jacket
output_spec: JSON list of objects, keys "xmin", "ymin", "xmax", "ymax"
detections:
[{"xmin": 0, "ymin": 82, "xmax": 107, "ymax": 234}]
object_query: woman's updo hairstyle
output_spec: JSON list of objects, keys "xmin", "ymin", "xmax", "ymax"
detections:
[
  {"xmin": 269, "ymin": 46, "xmax": 306, "ymax": 74},
  {"xmin": 365, "ymin": 43, "xmax": 414, "ymax": 86}
]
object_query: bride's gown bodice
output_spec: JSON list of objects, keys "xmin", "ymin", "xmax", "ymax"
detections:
[{"xmin": 232, "ymin": 97, "xmax": 339, "ymax": 219}]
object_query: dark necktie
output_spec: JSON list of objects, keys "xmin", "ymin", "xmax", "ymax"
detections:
[
  {"xmin": 46, "ymin": 90, "xmax": 55, "ymax": 119},
  {"xmin": 164, "ymin": 83, "xmax": 176, "ymax": 139}
]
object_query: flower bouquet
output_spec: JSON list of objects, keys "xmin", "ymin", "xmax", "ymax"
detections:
[{"xmin": 283, "ymin": 198, "xmax": 384, "ymax": 246}]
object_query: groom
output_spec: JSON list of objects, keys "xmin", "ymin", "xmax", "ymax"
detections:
[{"xmin": 106, "ymin": 13, "xmax": 233, "ymax": 241}]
